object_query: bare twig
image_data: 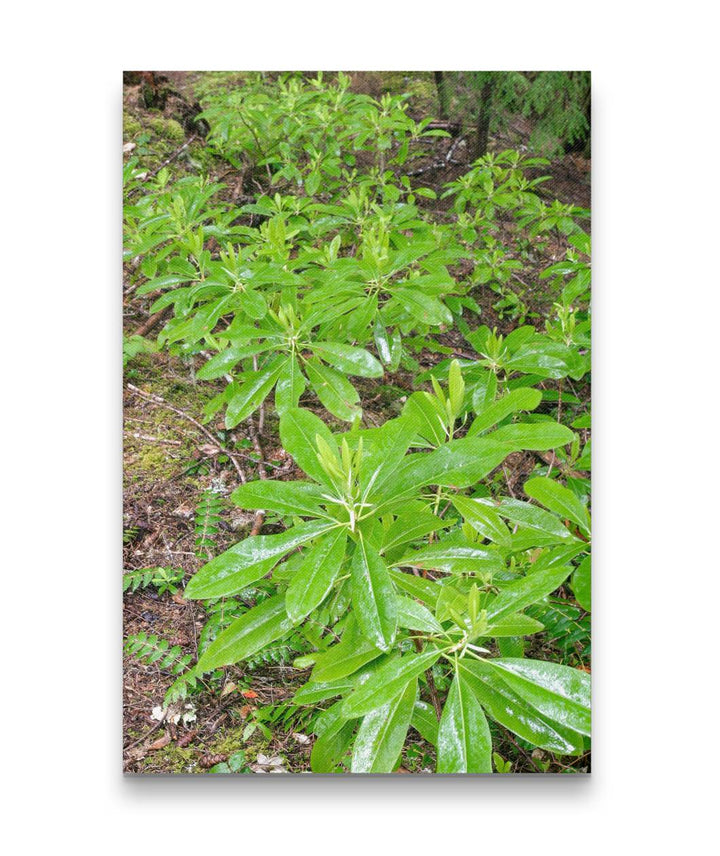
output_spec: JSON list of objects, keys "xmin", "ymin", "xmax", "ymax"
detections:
[{"xmin": 126, "ymin": 383, "xmax": 247, "ymax": 484}]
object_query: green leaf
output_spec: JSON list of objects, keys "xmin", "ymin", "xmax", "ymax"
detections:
[
  {"xmin": 486, "ymin": 564, "xmax": 574, "ymax": 624},
  {"xmin": 459, "ymin": 660, "xmax": 585, "ymax": 755},
  {"xmin": 231, "ymin": 480, "xmax": 329, "ymax": 518},
  {"xmin": 310, "ymin": 702, "xmax": 356, "ymax": 773},
  {"xmin": 524, "ymin": 477, "xmax": 591, "ymax": 535},
  {"xmin": 275, "ymin": 355, "xmax": 306, "ymax": 414},
  {"xmin": 350, "ymin": 678, "xmax": 417, "ymax": 773},
  {"xmin": 437, "ymin": 671, "xmax": 492, "ymax": 773},
  {"xmin": 393, "ymin": 288, "xmax": 453, "ymax": 326},
  {"xmin": 389, "ymin": 568, "xmax": 440, "ymax": 607},
  {"xmin": 452, "ymin": 497, "xmax": 512, "ymax": 549},
  {"xmin": 311, "ymin": 616, "xmax": 384, "ymax": 683},
  {"xmin": 572, "ymin": 554, "xmax": 591, "ymax": 611},
  {"xmin": 411, "ymin": 700, "xmax": 439, "ymax": 746},
  {"xmin": 490, "ymin": 421, "xmax": 575, "ymax": 450},
  {"xmin": 402, "ymin": 391, "xmax": 448, "ymax": 446},
  {"xmin": 397, "ymin": 597, "xmax": 444, "ymax": 634},
  {"xmin": 305, "ymin": 357, "xmax": 361, "ymax": 422},
  {"xmin": 341, "ymin": 649, "xmax": 441, "ymax": 719},
  {"xmin": 396, "ymin": 540, "xmax": 504, "ymax": 576},
  {"xmin": 488, "ymin": 658, "xmax": 591, "ymax": 736},
  {"xmin": 492, "ymin": 498, "xmax": 576, "ymax": 542},
  {"xmin": 467, "ymin": 388, "xmax": 542, "ymax": 437},
  {"xmin": 279, "ymin": 408, "xmax": 338, "ymax": 486},
  {"xmin": 286, "ymin": 529, "xmax": 348, "ymax": 622},
  {"xmin": 312, "ymin": 342, "xmax": 383, "ymax": 378},
  {"xmin": 381, "ymin": 511, "xmax": 452, "ymax": 559},
  {"xmin": 197, "ymin": 343, "xmax": 277, "ymax": 380},
  {"xmin": 485, "ymin": 613, "xmax": 545, "ymax": 637},
  {"xmin": 224, "ymin": 358, "xmax": 284, "ymax": 428},
  {"xmin": 196, "ymin": 595, "xmax": 292, "ymax": 672},
  {"xmin": 351, "ymin": 535, "xmax": 398, "ymax": 652},
  {"xmin": 184, "ymin": 520, "xmax": 334, "ymax": 599}
]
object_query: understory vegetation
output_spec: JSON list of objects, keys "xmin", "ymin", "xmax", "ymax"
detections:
[{"xmin": 123, "ymin": 70, "xmax": 591, "ymax": 774}]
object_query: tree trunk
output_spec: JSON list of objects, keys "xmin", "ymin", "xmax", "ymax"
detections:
[
  {"xmin": 434, "ymin": 71, "xmax": 449, "ymax": 119},
  {"xmin": 472, "ymin": 78, "xmax": 495, "ymax": 162}
]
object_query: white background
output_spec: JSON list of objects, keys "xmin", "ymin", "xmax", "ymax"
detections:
[{"xmin": 2, "ymin": 1, "xmax": 717, "ymax": 851}]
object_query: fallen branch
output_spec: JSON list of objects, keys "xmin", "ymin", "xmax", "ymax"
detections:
[
  {"xmin": 132, "ymin": 307, "xmax": 171, "ymax": 338},
  {"xmin": 126, "ymin": 383, "xmax": 247, "ymax": 484}
]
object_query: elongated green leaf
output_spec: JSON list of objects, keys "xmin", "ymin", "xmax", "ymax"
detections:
[
  {"xmin": 491, "ymin": 498, "xmax": 576, "ymax": 542},
  {"xmin": 396, "ymin": 541, "xmax": 504, "ymax": 576},
  {"xmin": 184, "ymin": 520, "xmax": 334, "ymax": 599},
  {"xmin": 357, "ymin": 416, "xmax": 419, "ymax": 500},
  {"xmin": 572, "ymin": 555, "xmax": 591, "ymax": 611},
  {"xmin": 292, "ymin": 677, "xmax": 355, "ymax": 705},
  {"xmin": 467, "ymin": 388, "xmax": 542, "ymax": 436},
  {"xmin": 452, "ymin": 496, "xmax": 512, "ymax": 549},
  {"xmin": 310, "ymin": 702, "xmax": 356, "ymax": 773},
  {"xmin": 351, "ymin": 535, "xmax": 398, "ymax": 652},
  {"xmin": 305, "ymin": 357, "xmax": 361, "ymax": 422},
  {"xmin": 341, "ymin": 648, "xmax": 441, "ymax": 719},
  {"xmin": 224, "ymin": 358, "xmax": 284, "ymax": 428},
  {"xmin": 411, "ymin": 700, "xmax": 439, "ymax": 746},
  {"xmin": 490, "ymin": 421, "xmax": 575, "ymax": 450},
  {"xmin": 274, "ymin": 355, "xmax": 306, "ymax": 414},
  {"xmin": 197, "ymin": 343, "xmax": 277, "ymax": 380},
  {"xmin": 486, "ymin": 564, "xmax": 574, "ymax": 624},
  {"xmin": 393, "ymin": 288, "xmax": 453, "ymax": 326},
  {"xmin": 381, "ymin": 512, "xmax": 452, "ymax": 560},
  {"xmin": 524, "ymin": 477, "xmax": 591, "ymax": 535},
  {"xmin": 286, "ymin": 529, "xmax": 348, "ymax": 623},
  {"xmin": 397, "ymin": 597, "xmax": 444, "ymax": 634},
  {"xmin": 350, "ymin": 678, "xmax": 417, "ymax": 773},
  {"xmin": 485, "ymin": 613, "xmax": 545, "ymax": 637},
  {"xmin": 459, "ymin": 660, "xmax": 585, "ymax": 755},
  {"xmin": 279, "ymin": 408, "xmax": 337, "ymax": 486},
  {"xmin": 488, "ymin": 658, "xmax": 591, "ymax": 736},
  {"xmin": 389, "ymin": 568, "xmax": 440, "ymax": 607},
  {"xmin": 196, "ymin": 595, "xmax": 292, "ymax": 672},
  {"xmin": 312, "ymin": 342, "xmax": 383, "ymax": 378},
  {"xmin": 402, "ymin": 392, "xmax": 448, "ymax": 446},
  {"xmin": 231, "ymin": 480, "xmax": 329, "ymax": 518},
  {"xmin": 437, "ymin": 671, "xmax": 492, "ymax": 773},
  {"xmin": 311, "ymin": 616, "xmax": 384, "ymax": 683}
]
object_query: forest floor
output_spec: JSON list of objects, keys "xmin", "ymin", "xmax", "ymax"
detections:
[{"xmin": 122, "ymin": 71, "xmax": 591, "ymax": 774}]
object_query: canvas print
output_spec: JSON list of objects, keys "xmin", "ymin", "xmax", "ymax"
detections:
[{"xmin": 123, "ymin": 71, "xmax": 591, "ymax": 774}]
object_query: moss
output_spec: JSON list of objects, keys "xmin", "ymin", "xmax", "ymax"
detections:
[
  {"xmin": 123, "ymin": 112, "xmax": 143, "ymax": 140},
  {"xmin": 148, "ymin": 117, "xmax": 186, "ymax": 144},
  {"xmin": 139, "ymin": 743, "xmax": 197, "ymax": 774}
]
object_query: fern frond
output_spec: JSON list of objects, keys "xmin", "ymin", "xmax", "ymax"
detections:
[{"xmin": 124, "ymin": 632, "xmax": 193, "ymax": 674}]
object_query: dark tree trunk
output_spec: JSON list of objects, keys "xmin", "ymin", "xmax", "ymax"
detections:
[
  {"xmin": 470, "ymin": 78, "xmax": 495, "ymax": 162},
  {"xmin": 434, "ymin": 71, "xmax": 449, "ymax": 119}
]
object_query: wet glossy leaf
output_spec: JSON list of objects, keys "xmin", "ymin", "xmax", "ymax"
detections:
[
  {"xmin": 196, "ymin": 595, "xmax": 292, "ymax": 672},
  {"xmin": 341, "ymin": 648, "xmax": 441, "ymax": 719},
  {"xmin": 274, "ymin": 355, "xmax": 306, "ymax": 413},
  {"xmin": 286, "ymin": 529, "xmax": 348, "ymax": 622},
  {"xmin": 486, "ymin": 564, "xmax": 574, "ymax": 623},
  {"xmin": 311, "ymin": 616, "xmax": 384, "ymax": 683},
  {"xmin": 279, "ymin": 408, "xmax": 337, "ymax": 486},
  {"xmin": 488, "ymin": 658, "xmax": 591, "ymax": 735},
  {"xmin": 350, "ymin": 678, "xmax": 417, "ymax": 773},
  {"xmin": 184, "ymin": 519, "xmax": 334, "ymax": 599},
  {"xmin": 312, "ymin": 342, "xmax": 383, "ymax": 377},
  {"xmin": 468, "ymin": 387, "xmax": 542, "ymax": 437},
  {"xmin": 437, "ymin": 671, "xmax": 492, "ymax": 773},
  {"xmin": 459, "ymin": 660, "xmax": 585, "ymax": 755},
  {"xmin": 224, "ymin": 357, "xmax": 284, "ymax": 428},
  {"xmin": 396, "ymin": 597, "xmax": 444, "ymax": 634},
  {"xmin": 231, "ymin": 480, "xmax": 329, "ymax": 518},
  {"xmin": 572, "ymin": 555, "xmax": 591, "ymax": 611},
  {"xmin": 524, "ymin": 477, "xmax": 591, "ymax": 535},
  {"xmin": 351, "ymin": 536, "xmax": 398, "ymax": 652},
  {"xmin": 305, "ymin": 357, "xmax": 361, "ymax": 422}
]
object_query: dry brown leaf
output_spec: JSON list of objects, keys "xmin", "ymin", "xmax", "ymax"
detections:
[
  {"xmin": 221, "ymin": 681, "xmax": 237, "ymax": 697},
  {"xmin": 148, "ymin": 734, "xmax": 171, "ymax": 751}
]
